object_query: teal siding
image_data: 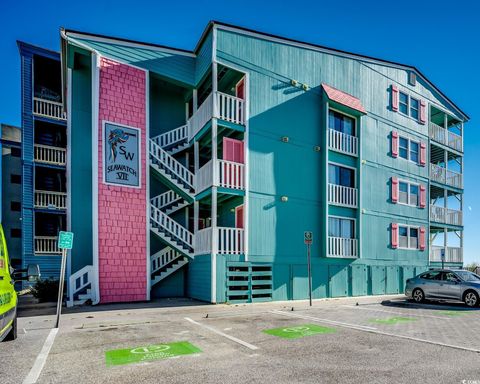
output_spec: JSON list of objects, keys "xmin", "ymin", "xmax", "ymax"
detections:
[
  {"xmin": 186, "ymin": 254, "xmax": 211, "ymax": 302},
  {"xmin": 152, "ymin": 269, "xmax": 185, "ymax": 298},
  {"xmin": 195, "ymin": 32, "xmax": 212, "ymax": 85}
]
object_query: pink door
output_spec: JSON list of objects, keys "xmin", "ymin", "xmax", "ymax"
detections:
[
  {"xmin": 235, "ymin": 205, "xmax": 244, "ymax": 229},
  {"xmin": 236, "ymin": 78, "xmax": 245, "ymax": 99},
  {"xmin": 223, "ymin": 137, "xmax": 244, "ymax": 188}
]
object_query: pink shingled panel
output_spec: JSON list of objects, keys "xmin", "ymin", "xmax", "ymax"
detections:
[
  {"xmin": 322, "ymin": 83, "xmax": 366, "ymax": 114},
  {"xmin": 97, "ymin": 57, "xmax": 147, "ymax": 304}
]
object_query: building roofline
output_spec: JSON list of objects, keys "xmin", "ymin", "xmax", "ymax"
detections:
[{"xmin": 17, "ymin": 40, "xmax": 60, "ymax": 59}]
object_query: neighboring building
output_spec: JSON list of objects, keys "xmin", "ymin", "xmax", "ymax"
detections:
[
  {"xmin": 18, "ymin": 42, "xmax": 67, "ymax": 281},
  {"xmin": 0, "ymin": 124, "xmax": 22, "ymax": 270},
  {"xmin": 61, "ymin": 21, "xmax": 467, "ymax": 306}
]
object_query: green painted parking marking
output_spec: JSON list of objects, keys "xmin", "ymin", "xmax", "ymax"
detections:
[
  {"xmin": 263, "ymin": 324, "xmax": 336, "ymax": 339},
  {"xmin": 105, "ymin": 341, "xmax": 201, "ymax": 366},
  {"xmin": 369, "ymin": 317, "xmax": 417, "ymax": 325}
]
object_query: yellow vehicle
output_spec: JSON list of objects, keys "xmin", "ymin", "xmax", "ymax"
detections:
[{"xmin": 0, "ymin": 224, "xmax": 39, "ymax": 341}]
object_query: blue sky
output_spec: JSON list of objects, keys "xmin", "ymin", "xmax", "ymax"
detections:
[{"xmin": 1, "ymin": 0, "xmax": 478, "ymax": 263}]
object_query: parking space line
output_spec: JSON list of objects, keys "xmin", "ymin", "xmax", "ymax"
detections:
[
  {"xmin": 342, "ymin": 305, "xmax": 452, "ymax": 319},
  {"xmin": 273, "ymin": 310, "xmax": 480, "ymax": 354},
  {"xmin": 184, "ymin": 317, "xmax": 259, "ymax": 351},
  {"xmin": 22, "ymin": 328, "xmax": 58, "ymax": 384}
]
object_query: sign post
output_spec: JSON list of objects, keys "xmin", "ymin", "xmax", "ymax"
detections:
[
  {"xmin": 55, "ymin": 231, "xmax": 74, "ymax": 328},
  {"xmin": 304, "ymin": 231, "xmax": 313, "ymax": 307},
  {"xmin": 441, "ymin": 248, "xmax": 445, "ymax": 269}
]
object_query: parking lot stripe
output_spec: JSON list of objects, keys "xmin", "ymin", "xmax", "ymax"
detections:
[
  {"xmin": 22, "ymin": 328, "xmax": 58, "ymax": 384},
  {"xmin": 273, "ymin": 310, "xmax": 480, "ymax": 354},
  {"xmin": 342, "ymin": 305, "xmax": 452, "ymax": 319},
  {"xmin": 184, "ymin": 317, "xmax": 259, "ymax": 351}
]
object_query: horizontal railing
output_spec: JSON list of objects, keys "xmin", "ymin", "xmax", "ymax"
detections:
[
  {"xmin": 429, "ymin": 122, "xmax": 463, "ymax": 152},
  {"xmin": 430, "ymin": 163, "xmax": 463, "ymax": 189},
  {"xmin": 328, "ymin": 236, "xmax": 358, "ymax": 258},
  {"xmin": 151, "ymin": 124, "xmax": 188, "ymax": 149},
  {"xmin": 33, "ymin": 97, "xmax": 66, "ymax": 121},
  {"xmin": 35, "ymin": 190, "xmax": 67, "ymax": 209},
  {"xmin": 430, "ymin": 205, "xmax": 463, "ymax": 226},
  {"xmin": 430, "ymin": 246, "xmax": 463, "ymax": 263},
  {"xmin": 328, "ymin": 129, "xmax": 358, "ymax": 157},
  {"xmin": 328, "ymin": 184, "xmax": 357, "ymax": 208},
  {"xmin": 35, "ymin": 236, "xmax": 61, "ymax": 255},
  {"xmin": 195, "ymin": 227, "xmax": 245, "ymax": 255},
  {"xmin": 34, "ymin": 144, "xmax": 66, "ymax": 166},
  {"xmin": 190, "ymin": 93, "xmax": 213, "ymax": 140},
  {"xmin": 217, "ymin": 160, "xmax": 245, "ymax": 190},
  {"xmin": 196, "ymin": 160, "xmax": 214, "ymax": 194}
]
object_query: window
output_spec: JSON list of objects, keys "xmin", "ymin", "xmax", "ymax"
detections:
[
  {"xmin": 10, "ymin": 228, "xmax": 21, "ymax": 238},
  {"xmin": 399, "ymin": 92, "xmax": 408, "ymax": 115},
  {"xmin": 328, "ymin": 110, "xmax": 355, "ymax": 136},
  {"xmin": 398, "ymin": 224, "xmax": 419, "ymax": 249},
  {"xmin": 398, "ymin": 181, "xmax": 419, "ymax": 206},
  {"xmin": 399, "ymin": 137, "xmax": 408, "ymax": 159},
  {"xmin": 10, "ymin": 202, "xmax": 21, "ymax": 212},
  {"xmin": 398, "ymin": 135, "xmax": 420, "ymax": 163},
  {"xmin": 328, "ymin": 164, "xmax": 355, "ymax": 188},
  {"xmin": 443, "ymin": 272, "xmax": 461, "ymax": 283},
  {"xmin": 420, "ymin": 271, "xmax": 442, "ymax": 280},
  {"xmin": 410, "ymin": 98, "xmax": 419, "ymax": 120},
  {"xmin": 410, "ymin": 141, "xmax": 419, "ymax": 163},
  {"xmin": 328, "ymin": 217, "xmax": 355, "ymax": 239},
  {"xmin": 11, "ymin": 147, "xmax": 21, "ymax": 157},
  {"xmin": 10, "ymin": 174, "xmax": 21, "ymax": 184}
]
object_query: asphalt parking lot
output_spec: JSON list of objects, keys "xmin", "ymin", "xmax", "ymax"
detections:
[{"xmin": 2, "ymin": 296, "xmax": 480, "ymax": 384}]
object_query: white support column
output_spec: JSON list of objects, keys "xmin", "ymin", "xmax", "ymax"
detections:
[
  {"xmin": 212, "ymin": 62, "xmax": 218, "ymax": 118},
  {"xmin": 211, "ymin": 187, "xmax": 217, "ymax": 304},
  {"xmin": 194, "ymin": 201, "xmax": 199, "ymax": 236},
  {"xmin": 212, "ymin": 119, "xmax": 218, "ymax": 186},
  {"xmin": 444, "ymin": 113, "xmax": 448, "ymax": 129},
  {"xmin": 243, "ymin": 73, "xmax": 250, "ymax": 261},
  {"xmin": 193, "ymin": 89, "xmax": 198, "ymax": 113}
]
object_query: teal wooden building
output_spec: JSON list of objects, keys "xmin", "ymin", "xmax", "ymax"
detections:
[{"xmin": 61, "ymin": 21, "xmax": 467, "ymax": 305}]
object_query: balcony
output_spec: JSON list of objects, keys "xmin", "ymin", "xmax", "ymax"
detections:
[
  {"xmin": 430, "ymin": 246, "xmax": 463, "ymax": 263},
  {"xmin": 328, "ymin": 236, "xmax": 358, "ymax": 258},
  {"xmin": 35, "ymin": 190, "xmax": 67, "ymax": 210},
  {"xmin": 35, "ymin": 236, "xmax": 61, "ymax": 255},
  {"xmin": 328, "ymin": 129, "xmax": 358, "ymax": 157},
  {"xmin": 196, "ymin": 159, "xmax": 245, "ymax": 194},
  {"xmin": 328, "ymin": 184, "xmax": 358, "ymax": 208},
  {"xmin": 195, "ymin": 227, "xmax": 245, "ymax": 255},
  {"xmin": 429, "ymin": 122, "xmax": 463, "ymax": 152},
  {"xmin": 430, "ymin": 164, "xmax": 463, "ymax": 189},
  {"xmin": 33, "ymin": 97, "xmax": 66, "ymax": 121},
  {"xmin": 189, "ymin": 91, "xmax": 246, "ymax": 140},
  {"xmin": 34, "ymin": 144, "xmax": 66, "ymax": 166},
  {"xmin": 430, "ymin": 205, "xmax": 462, "ymax": 226}
]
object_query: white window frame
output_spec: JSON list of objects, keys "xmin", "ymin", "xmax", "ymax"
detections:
[
  {"xmin": 398, "ymin": 224, "xmax": 420, "ymax": 250},
  {"xmin": 328, "ymin": 161, "xmax": 356, "ymax": 188},
  {"xmin": 328, "ymin": 107, "xmax": 357, "ymax": 137},
  {"xmin": 399, "ymin": 91, "xmax": 409, "ymax": 116},
  {"xmin": 398, "ymin": 135, "xmax": 420, "ymax": 164},
  {"xmin": 397, "ymin": 89, "xmax": 423, "ymax": 122},
  {"xmin": 328, "ymin": 215, "xmax": 356, "ymax": 239},
  {"xmin": 397, "ymin": 179, "xmax": 420, "ymax": 207},
  {"xmin": 410, "ymin": 97, "xmax": 419, "ymax": 120}
]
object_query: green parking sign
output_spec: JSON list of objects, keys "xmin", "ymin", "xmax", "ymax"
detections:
[{"xmin": 58, "ymin": 231, "xmax": 74, "ymax": 250}]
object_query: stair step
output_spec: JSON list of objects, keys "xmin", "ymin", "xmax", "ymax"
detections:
[
  {"xmin": 150, "ymin": 226, "xmax": 193, "ymax": 258},
  {"xmin": 151, "ymin": 258, "xmax": 189, "ymax": 286}
]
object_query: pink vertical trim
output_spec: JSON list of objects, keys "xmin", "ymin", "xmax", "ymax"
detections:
[
  {"xmin": 419, "ymin": 227, "xmax": 426, "ymax": 250},
  {"xmin": 391, "ymin": 131, "xmax": 399, "ymax": 158},
  {"xmin": 391, "ymin": 177, "xmax": 399, "ymax": 203},
  {"xmin": 419, "ymin": 185, "xmax": 426, "ymax": 208},
  {"xmin": 419, "ymin": 100, "xmax": 427, "ymax": 124},
  {"xmin": 391, "ymin": 85, "xmax": 399, "ymax": 112},
  {"xmin": 391, "ymin": 223, "xmax": 399, "ymax": 249},
  {"xmin": 419, "ymin": 142, "xmax": 427, "ymax": 166}
]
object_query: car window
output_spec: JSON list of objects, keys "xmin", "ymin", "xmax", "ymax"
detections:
[
  {"xmin": 455, "ymin": 271, "xmax": 480, "ymax": 282},
  {"xmin": 444, "ymin": 272, "xmax": 460, "ymax": 282},
  {"xmin": 420, "ymin": 271, "xmax": 441, "ymax": 280}
]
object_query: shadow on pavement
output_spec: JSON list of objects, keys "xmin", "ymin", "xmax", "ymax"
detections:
[{"xmin": 380, "ymin": 298, "xmax": 480, "ymax": 312}]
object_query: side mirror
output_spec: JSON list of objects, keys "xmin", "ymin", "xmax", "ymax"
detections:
[{"xmin": 27, "ymin": 264, "xmax": 41, "ymax": 282}]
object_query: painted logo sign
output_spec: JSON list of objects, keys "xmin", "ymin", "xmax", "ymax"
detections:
[{"xmin": 104, "ymin": 122, "xmax": 140, "ymax": 187}]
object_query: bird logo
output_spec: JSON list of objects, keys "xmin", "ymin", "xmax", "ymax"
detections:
[{"xmin": 108, "ymin": 128, "xmax": 129, "ymax": 162}]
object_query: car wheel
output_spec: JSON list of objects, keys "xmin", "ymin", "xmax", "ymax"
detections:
[
  {"xmin": 4, "ymin": 316, "xmax": 17, "ymax": 341},
  {"xmin": 412, "ymin": 288, "xmax": 425, "ymax": 303},
  {"xmin": 464, "ymin": 291, "xmax": 479, "ymax": 307}
]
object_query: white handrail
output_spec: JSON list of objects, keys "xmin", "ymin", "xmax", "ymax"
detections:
[
  {"xmin": 150, "ymin": 204, "xmax": 194, "ymax": 249},
  {"xmin": 196, "ymin": 160, "xmax": 214, "ymax": 193},
  {"xmin": 218, "ymin": 227, "xmax": 245, "ymax": 254},
  {"xmin": 328, "ymin": 129, "xmax": 358, "ymax": 157},
  {"xmin": 190, "ymin": 93, "xmax": 213, "ymax": 140},
  {"xmin": 34, "ymin": 190, "xmax": 67, "ymax": 209},
  {"xmin": 151, "ymin": 124, "xmax": 188, "ymax": 148},
  {"xmin": 33, "ymin": 97, "xmax": 66, "ymax": 120},
  {"xmin": 217, "ymin": 160, "xmax": 245, "ymax": 190},
  {"xmin": 35, "ymin": 236, "xmax": 61, "ymax": 254},
  {"xmin": 430, "ymin": 246, "xmax": 462, "ymax": 263},
  {"xmin": 149, "ymin": 139, "xmax": 194, "ymax": 190},
  {"xmin": 430, "ymin": 164, "xmax": 463, "ymax": 189},
  {"xmin": 151, "ymin": 247, "xmax": 182, "ymax": 274},
  {"xmin": 429, "ymin": 122, "xmax": 463, "ymax": 152},
  {"xmin": 328, "ymin": 184, "xmax": 357, "ymax": 208},
  {"xmin": 195, "ymin": 227, "xmax": 212, "ymax": 255},
  {"xmin": 68, "ymin": 265, "xmax": 94, "ymax": 305},
  {"xmin": 215, "ymin": 92, "xmax": 245, "ymax": 125},
  {"xmin": 328, "ymin": 237, "xmax": 358, "ymax": 258},
  {"xmin": 150, "ymin": 191, "xmax": 183, "ymax": 211},
  {"xmin": 34, "ymin": 144, "xmax": 66, "ymax": 166},
  {"xmin": 430, "ymin": 205, "xmax": 463, "ymax": 226}
]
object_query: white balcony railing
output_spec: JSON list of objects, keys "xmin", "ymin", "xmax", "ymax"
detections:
[
  {"xmin": 328, "ymin": 184, "xmax": 358, "ymax": 208},
  {"xmin": 328, "ymin": 129, "xmax": 358, "ymax": 157},
  {"xmin": 195, "ymin": 227, "xmax": 245, "ymax": 255},
  {"xmin": 430, "ymin": 164, "xmax": 463, "ymax": 189},
  {"xmin": 34, "ymin": 144, "xmax": 66, "ymax": 166},
  {"xmin": 33, "ymin": 97, "xmax": 66, "ymax": 121},
  {"xmin": 35, "ymin": 236, "xmax": 61, "ymax": 255},
  {"xmin": 195, "ymin": 159, "xmax": 245, "ymax": 193},
  {"xmin": 430, "ymin": 205, "xmax": 463, "ymax": 226},
  {"xmin": 430, "ymin": 246, "xmax": 463, "ymax": 263},
  {"xmin": 429, "ymin": 122, "xmax": 463, "ymax": 152},
  {"xmin": 189, "ymin": 92, "xmax": 246, "ymax": 140},
  {"xmin": 328, "ymin": 237, "xmax": 358, "ymax": 258},
  {"xmin": 35, "ymin": 190, "xmax": 67, "ymax": 210}
]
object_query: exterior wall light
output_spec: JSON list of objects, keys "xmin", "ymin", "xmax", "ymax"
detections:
[
  {"xmin": 281, "ymin": 136, "xmax": 289, "ymax": 143},
  {"xmin": 291, "ymin": 79, "xmax": 298, "ymax": 86},
  {"xmin": 313, "ymin": 146, "xmax": 321, "ymax": 152},
  {"xmin": 361, "ymin": 159, "xmax": 367, "ymax": 164},
  {"xmin": 302, "ymin": 84, "xmax": 309, "ymax": 91},
  {"xmin": 281, "ymin": 196, "xmax": 288, "ymax": 202}
]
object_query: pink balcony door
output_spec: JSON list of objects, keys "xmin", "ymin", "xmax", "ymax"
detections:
[
  {"xmin": 223, "ymin": 137, "xmax": 244, "ymax": 188},
  {"xmin": 236, "ymin": 78, "xmax": 245, "ymax": 99},
  {"xmin": 235, "ymin": 205, "xmax": 244, "ymax": 229}
]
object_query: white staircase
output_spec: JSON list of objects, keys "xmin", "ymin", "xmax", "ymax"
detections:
[
  {"xmin": 150, "ymin": 247, "xmax": 188, "ymax": 286},
  {"xmin": 67, "ymin": 265, "xmax": 95, "ymax": 307},
  {"xmin": 151, "ymin": 191, "xmax": 189, "ymax": 215},
  {"xmin": 151, "ymin": 124, "xmax": 189, "ymax": 155}
]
